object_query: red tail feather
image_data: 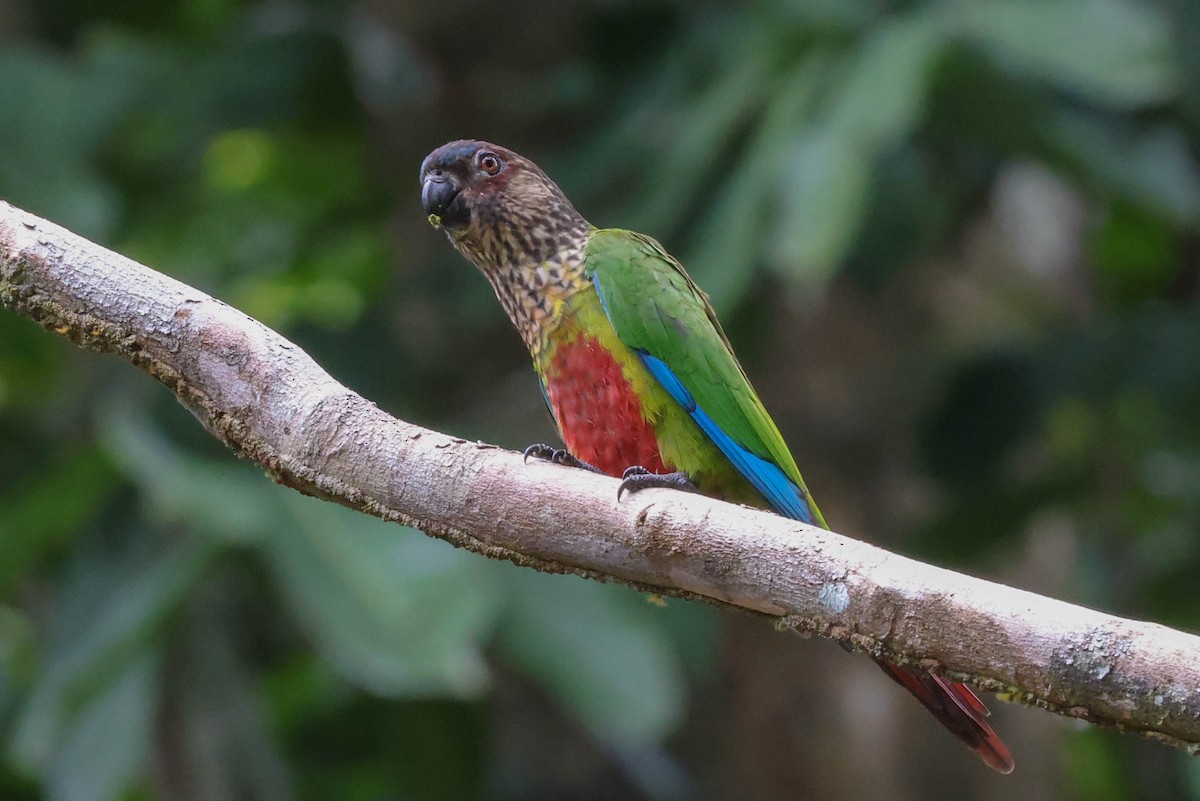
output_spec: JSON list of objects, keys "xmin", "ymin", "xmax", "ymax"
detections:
[{"xmin": 874, "ymin": 658, "xmax": 1015, "ymax": 774}]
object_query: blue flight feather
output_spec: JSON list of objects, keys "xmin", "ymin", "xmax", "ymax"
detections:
[{"xmin": 638, "ymin": 352, "xmax": 816, "ymax": 525}]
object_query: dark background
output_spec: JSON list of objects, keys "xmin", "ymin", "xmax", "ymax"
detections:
[{"xmin": 2, "ymin": 0, "xmax": 1199, "ymax": 798}]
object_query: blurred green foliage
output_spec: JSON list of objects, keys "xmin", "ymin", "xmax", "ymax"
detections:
[{"xmin": 1, "ymin": 0, "xmax": 1199, "ymax": 799}]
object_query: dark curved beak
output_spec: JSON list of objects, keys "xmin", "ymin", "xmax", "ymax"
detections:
[{"xmin": 422, "ymin": 172, "xmax": 461, "ymax": 221}]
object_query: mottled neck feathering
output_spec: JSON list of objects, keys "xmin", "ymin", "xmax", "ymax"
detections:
[
  {"xmin": 441, "ymin": 153, "xmax": 593, "ymax": 352},
  {"xmin": 456, "ymin": 212, "xmax": 592, "ymax": 352}
]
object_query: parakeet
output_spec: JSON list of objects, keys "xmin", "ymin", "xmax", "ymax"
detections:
[{"xmin": 419, "ymin": 139, "xmax": 1014, "ymax": 773}]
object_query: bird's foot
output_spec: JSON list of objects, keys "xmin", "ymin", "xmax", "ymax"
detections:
[
  {"xmin": 523, "ymin": 443, "xmax": 602, "ymax": 474},
  {"xmin": 617, "ymin": 466, "xmax": 698, "ymax": 501}
]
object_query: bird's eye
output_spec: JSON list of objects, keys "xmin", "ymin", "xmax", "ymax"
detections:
[{"xmin": 478, "ymin": 152, "xmax": 502, "ymax": 176}]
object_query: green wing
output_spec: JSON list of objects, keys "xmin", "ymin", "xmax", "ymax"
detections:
[{"xmin": 584, "ymin": 228, "xmax": 824, "ymax": 526}]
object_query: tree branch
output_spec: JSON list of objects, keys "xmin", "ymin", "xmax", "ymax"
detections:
[{"xmin": 2, "ymin": 200, "xmax": 1198, "ymax": 755}]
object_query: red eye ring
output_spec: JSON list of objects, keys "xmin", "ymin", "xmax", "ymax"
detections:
[{"xmin": 478, "ymin": 152, "xmax": 502, "ymax": 176}]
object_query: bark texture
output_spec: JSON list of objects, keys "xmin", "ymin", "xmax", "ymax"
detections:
[{"xmin": 2, "ymin": 201, "xmax": 1198, "ymax": 755}]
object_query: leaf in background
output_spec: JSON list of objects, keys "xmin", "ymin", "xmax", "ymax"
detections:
[
  {"xmin": 45, "ymin": 654, "xmax": 159, "ymax": 801},
  {"xmin": 822, "ymin": 12, "xmax": 945, "ymax": 150},
  {"xmin": 1063, "ymin": 726, "xmax": 1129, "ymax": 801},
  {"xmin": 772, "ymin": 130, "xmax": 873, "ymax": 283},
  {"xmin": 1186, "ymin": 749, "xmax": 1200, "ymax": 800},
  {"xmin": 156, "ymin": 593, "xmax": 295, "ymax": 801},
  {"xmin": 129, "ymin": 126, "xmax": 379, "ymax": 332},
  {"xmin": 8, "ymin": 535, "xmax": 207, "ymax": 775},
  {"xmin": 771, "ymin": 15, "xmax": 943, "ymax": 282},
  {"xmin": 496, "ymin": 571, "xmax": 686, "ymax": 745},
  {"xmin": 765, "ymin": 0, "xmax": 876, "ymax": 29},
  {"xmin": 1092, "ymin": 202, "xmax": 1178, "ymax": 307},
  {"xmin": 1048, "ymin": 113, "xmax": 1200, "ymax": 226},
  {"xmin": 0, "ymin": 46, "xmax": 131, "ymax": 239},
  {"xmin": 627, "ymin": 27, "xmax": 776, "ymax": 239},
  {"xmin": 0, "ymin": 447, "xmax": 119, "ymax": 594},
  {"xmin": 0, "ymin": 317, "xmax": 66, "ymax": 412},
  {"xmin": 98, "ymin": 401, "xmax": 283, "ymax": 545},
  {"xmin": 687, "ymin": 53, "xmax": 829, "ymax": 309},
  {"xmin": 954, "ymin": 0, "xmax": 1175, "ymax": 109},
  {"xmin": 264, "ymin": 496, "xmax": 498, "ymax": 699},
  {"xmin": 0, "ymin": 606, "xmax": 36, "ymax": 708}
]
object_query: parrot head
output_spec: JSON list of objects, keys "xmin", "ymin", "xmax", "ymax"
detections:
[{"xmin": 419, "ymin": 140, "xmax": 588, "ymax": 276}]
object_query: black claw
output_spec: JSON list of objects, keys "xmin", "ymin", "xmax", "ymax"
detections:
[
  {"xmin": 523, "ymin": 443, "xmax": 557, "ymax": 464},
  {"xmin": 523, "ymin": 443, "xmax": 601, "ymax": 473},
  {"xmin": 617, "ymin": 465, "xmax": 651, "ymax": 500},
  {"xmin": 617, "ymin": 469, "xmax": 698, "ymax": 501}
]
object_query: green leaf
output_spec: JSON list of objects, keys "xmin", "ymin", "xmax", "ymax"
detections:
[
  {"xmin": 0, "ymin": 447, "xmax": 120, "ymax": 593},
  {"xmin": 1093, "ymin": 202, "xmax": 1178, "ymax": 306},
  {"xmin": 45, "ymin": 654, "xmax": 158, "ymax": 801},
  {"xmin": 1049, "ymin": 113, "xmax": 1200, "ymax": 225},
  {"xmin": 98, "ymin": 402, "xmax": 282, "ymax": 545},
  {"xmin": 629, "ymin": 29, "xmax": 776, "ymax": 238},
  {"xmin": 771, "ymin": 16, "xmax": 943, "ymax": 280},
  {"xmin": 955, "ymin": 0, "xmax": 1175, "ymax": 108},
  {"xmin": 0, "ymin": 605, "xmax": 37, "ymax": 697},
  {"xmin": 823, "ymin": 14, "xmax": 945, "ymax": 149},
  {"xmin": 0, "ymin": 44, "xmax": 139, "ymax": 238},
  {"xmin": 1185, "ymin": 749, "xmax": 1200, "ymax": 800},
  {"xmin": 264, "ymin": 497, "xmax": 499, "ymax": 698},
  {"xmin": 687, "ymin": 53, "xmax": 829, "ymax": 308},
  {"xmin": 9, "ymin": 536, "xmax": 207, "ymax": 773},
  {"xmin": 497, "ymin": 572, "xmax": 686, "ymax": 745},
  {"xmin": 160, "ymin": 599, "xmax": 295, "ymax": 801},
  {"xmin": 772, "ymin": 130, "xmax": 873, "ymax": 281},
  {"xmin": 1063, "ymin": 726, "xmax": 1128, "ymax": 801}
]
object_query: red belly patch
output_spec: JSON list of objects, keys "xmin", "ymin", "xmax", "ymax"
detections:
[{"xmin": 544, "ymin": 336, "xmax": 671, "ymax": 478}]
